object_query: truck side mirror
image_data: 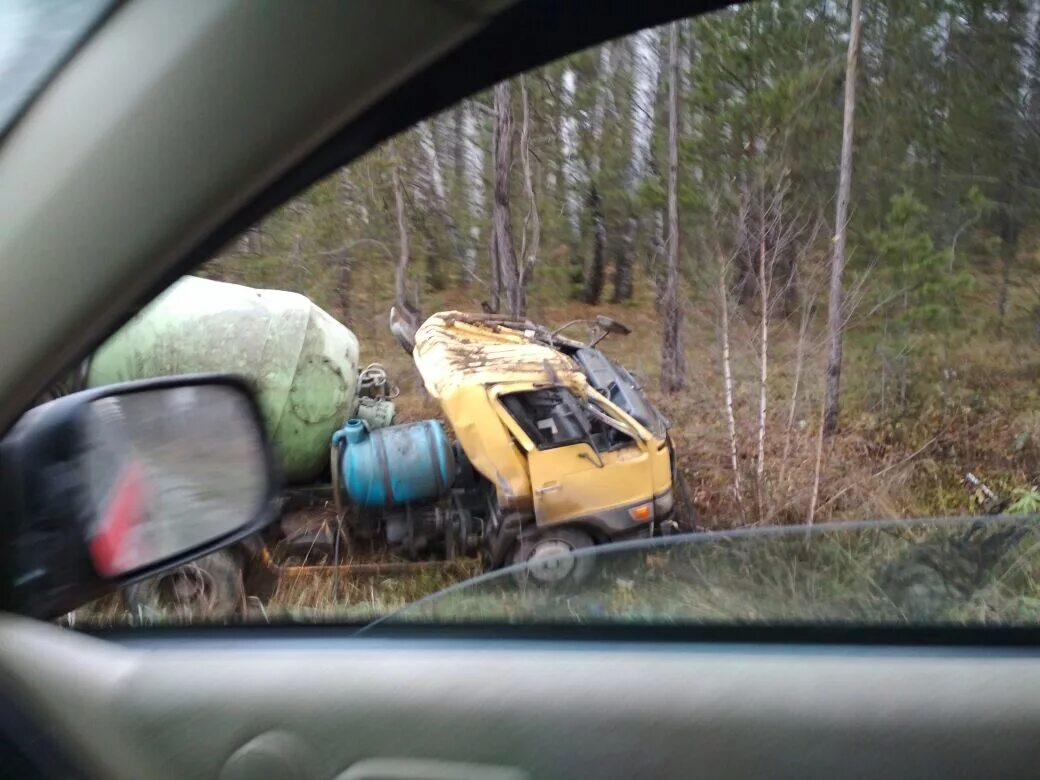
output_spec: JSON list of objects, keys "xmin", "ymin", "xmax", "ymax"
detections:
[
  {"xmin": 589, "ymin": 315, "xmax": 632, "ymax": 346},
  {"xmin": 0, "ymin": 375, "xmax": 281, "ymax": 619},
  {"xmin": 594, "ymin": 314, "xmax": 631, "ymax": 336}
]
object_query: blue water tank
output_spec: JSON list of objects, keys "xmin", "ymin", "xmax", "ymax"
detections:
[{"xmin": 332, "ymin": 418, "xmax": 456, "ymax": 507}]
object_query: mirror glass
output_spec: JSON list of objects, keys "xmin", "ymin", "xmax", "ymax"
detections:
[{"xmin": 81, "ymin": 384, "xmax": 268, "ymax": 576}]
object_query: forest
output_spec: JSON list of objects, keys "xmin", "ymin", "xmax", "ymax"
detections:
[{"xmin": 205, "ymin": 0, "xmax": 1040, "ymax": 530}]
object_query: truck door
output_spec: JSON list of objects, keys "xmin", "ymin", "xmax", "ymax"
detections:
[{"xmin": 500, "ymin": 389, "xmax": 655, "ymax": 532}]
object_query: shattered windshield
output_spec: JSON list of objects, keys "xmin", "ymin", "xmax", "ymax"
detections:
[{"xmin": 574, "ymin": 349, "xmax": 666, "ymax": 437}]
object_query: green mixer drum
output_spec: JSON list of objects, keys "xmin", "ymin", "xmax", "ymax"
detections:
[{"xmin": 87, "ymin": 276, "xmax": 360, "ymax": 483}]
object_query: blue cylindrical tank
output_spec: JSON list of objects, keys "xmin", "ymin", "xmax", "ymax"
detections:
[{"xmin": 332, "ymin": 419, "xmax": 456, "ymax": 507}]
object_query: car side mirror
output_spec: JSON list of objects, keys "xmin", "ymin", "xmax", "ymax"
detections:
[{"xmin": 0, "ymin": 374, "xmax": 281, "ymax": 619}]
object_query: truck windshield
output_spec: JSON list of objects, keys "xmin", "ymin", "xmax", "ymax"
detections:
[{"xmin": 574, "ymin": 349, "xmax": 666, "ymax": 437}]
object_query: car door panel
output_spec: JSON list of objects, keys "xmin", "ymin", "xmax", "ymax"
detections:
[{"xmin": 3, "ymin": 616, "xmax": 1040, "ymax": 780}]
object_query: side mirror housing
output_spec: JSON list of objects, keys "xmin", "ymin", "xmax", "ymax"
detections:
[{"xmin": 0, "ymin": 375, "xmax": 281, "ymax": 619}]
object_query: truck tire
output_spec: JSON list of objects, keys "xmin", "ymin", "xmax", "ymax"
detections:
[
  {"xmin": 511, "ymin": 526, "xmax": 595, "ymax": 586},
  {"xmin": 124, "ymin": 550, "xmax": 244, "ymax": 622}
]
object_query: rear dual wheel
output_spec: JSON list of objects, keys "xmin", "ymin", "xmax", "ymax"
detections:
[{"xmin": 124, "ymin": 550, "xmax": 244, "ymax": 621}]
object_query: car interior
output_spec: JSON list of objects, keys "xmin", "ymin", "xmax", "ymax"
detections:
[{"xmin": 3, "ymin": 1, "xmax": 1040, "ymax": 779}]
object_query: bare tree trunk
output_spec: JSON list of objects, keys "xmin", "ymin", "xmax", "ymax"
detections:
[
  {"xmin": 615, "ymin": 213, "xmax": 637, "ymax": 303},
  {"xmin": 807, "ymin": 397, "xmax": 826, "ymax": 526},
  {"xmin": 417, "ymin": 121, "xmax": 467, "ymax": 283},
  {"xmin": 390, "ymin": 142, "xmax": 410, "ymax": 309},
  {"xmin": 823, "ymin": 0, "xmax": 862, "ymax": 437},
  {"xmin": 517, "ymin": 76, "xmax": 539, "ymax": 314},
  {"xmin": 718, "ymin": 256, "xmax": 745, "ymax": 520},
  {"xmin": 559, "ymin": 68, "xmax": 582, "ymax": 242},
  {"xmin": 734, "ymin": 175, "xmax": 757, "ymax": 305},
  {"xmin": 661, "ymin": 22, "xmax": 685, "ymax": 394},
  {"xmin": 486, "ymin": 99, "xmax": 500, "ymax": 313},
  {"xmin": 588, "ymin": 46, "xmax": 614, "ymax": 182},
  {"xmin": 461, "ymin": 101, "xmax": 484, "ymax": 283},
  {"xmin": 491, "ymin": 81, "xmax": 521, "ymax": 318},
  {"xmin": 777, "ymin": 277, "xmax": 815, "ymax": 501},
  {"xmin": 488, "ymin": 229, "xmax": 500, "ymax": 313},
  {"xmin": 452, "ymin": 104, "xmax": 465, "ymax": 193},
  {"xmin": 416, "ymin": 208, "xmax": 445, "ymax": 292},
  {"xmin": 615, "ymin": 30, "xmax": 661, "ymax": 303},
  {"xmin": 998, "ymin": 197, "xmax": 1018, "ymax": 329},
  {"xmin": 755, "ymin": 237, "xmax": 769, "ymax": 518},
  {"xmin": 243, "ymin": 225, "xmax": 264, "ymax": 255},
  {"xmin": 678, "ymin": 20, "xmax": 695, "ymax": 139},
  {"xmin": 579, "ymin": 47, "xmax": 616, "ymax": 305},
  {"xmin": 581, "ymin": 187, "xmax": 607, "ymax": 304},
  {"xmin": 335, "ymin": 248, "xmax": 352, "ymax": 322},
  {"xmin": 652, "ymin": 196, "xmax": 667, "ymax": 311}
]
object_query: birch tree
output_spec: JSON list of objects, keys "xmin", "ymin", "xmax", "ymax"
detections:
[
  {"xmin": 559, "ymin": 68, "xmax": 582, "ymax": 241},
  {"xmin": 416, "ymin": 120, "xmax": 467, "ymax": 282},
  {"xmin": 615, "ymin": 28, "xmax": 661, "ymax": 302},
  {"xmin": 517, "ymin": 76, "xmax": 540, "ymax": 302},
  {"xmin": 661, "ymin": 22, "xmax": 686, "ymax": 393},
  {"xmin": 491, "ymin": 81, "xmax": 522, "ymax": 317},
  {"xmin": 389, "ymin": 141, "xmax": 411, "ymax": 310},
  {"xmin": 580, "ymin": 44, "xmax": 618, "ymax": 305},
  {"xmin": 717, "ymin": 252, "xmax": 744, "ymax": 519},
  {"xmin": 460, "ymin": 100, "xmax": 485, "ymax": 282}
]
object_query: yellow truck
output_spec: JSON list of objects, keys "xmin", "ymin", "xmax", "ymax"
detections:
[{"xmin": 404, "ymin": 311, "xmax": 678, "ymax": 582}]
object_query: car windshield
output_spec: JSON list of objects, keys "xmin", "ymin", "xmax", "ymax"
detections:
[
  {"xmin": 377, "ymin": 516, "xmax": 1040, "ymax": 627},
  {"xmin": 35, "ymin": 1, "xmax": 1040, "ymax": 634},
  {"xmin": 0, "ymin": 0, "xmax": 113, "ymax": 134}
]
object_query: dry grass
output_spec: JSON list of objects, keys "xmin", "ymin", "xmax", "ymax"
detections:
[
  {"xmin": 402, "ymin": 516, "xmax": 1040, "ymax": 627},
  {"xmin": 69, "ymin": 263, "xmax": 1040, "ymax": 627},
  {"xmin": 264, "ymin": 560, "xmax": 481, "ymax": 621},
  {"xmin": 240, "ymin": 275, "xmax": 1040, "ymax": 624}
]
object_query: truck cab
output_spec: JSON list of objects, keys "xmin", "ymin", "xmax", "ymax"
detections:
[
  {"xmin": 412, "ymin": 312, "xmax": 675, "ymax": 579},
  {"xmin": 494, "ymin": 383, "xmax": 671, "ymax": 539}
]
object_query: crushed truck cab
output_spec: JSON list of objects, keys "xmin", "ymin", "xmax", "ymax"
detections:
[{"xmin": 411, "ymin": 311, "xmax": 674, "ymax": 574}]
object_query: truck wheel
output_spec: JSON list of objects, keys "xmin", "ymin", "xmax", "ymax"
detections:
[
  {"xmin": 511, "ymin": 527, "xmax": 595, "ymax": 586},
  {"xmin": 124, "ymin": 550, "xmax": 244, "ymax": 621}
]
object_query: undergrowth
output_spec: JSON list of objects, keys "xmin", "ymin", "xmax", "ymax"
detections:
[{"xmin": 70, "ymin": 262, "xmax": 1040, "ymax": 625}]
